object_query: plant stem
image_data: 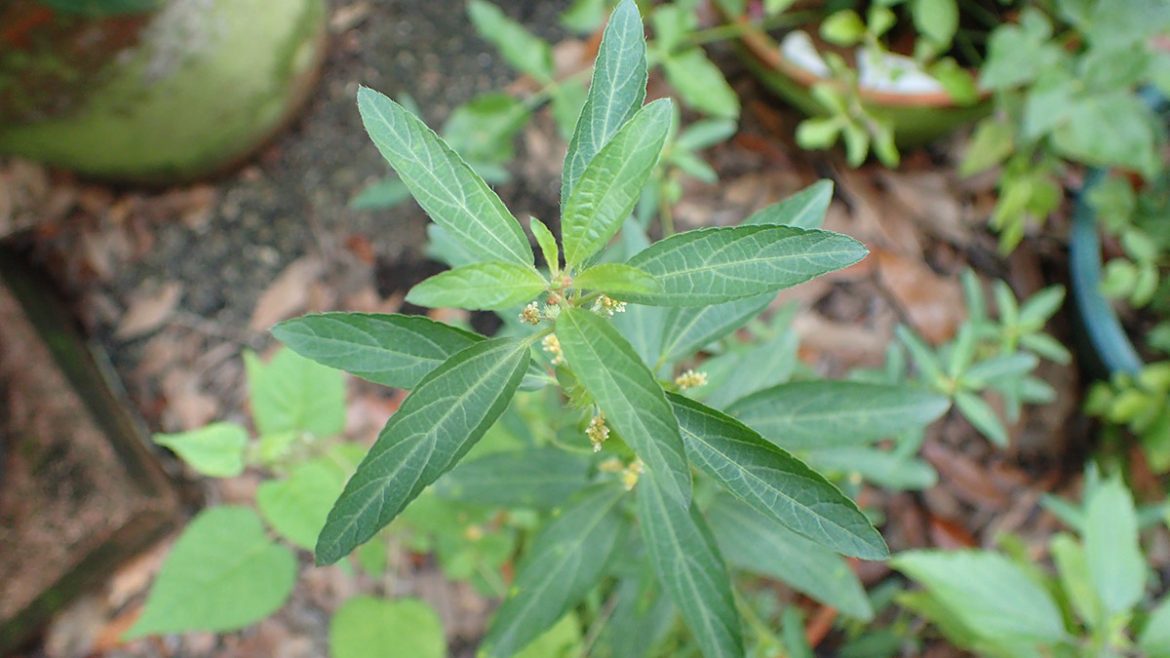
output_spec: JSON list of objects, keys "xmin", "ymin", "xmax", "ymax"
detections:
[{"xmin": 677, "ymin": 10, "xmax": 820, "ymax": 53}]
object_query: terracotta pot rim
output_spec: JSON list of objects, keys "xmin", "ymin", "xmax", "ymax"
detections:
[{"xmin": 731, "ymin": 13, "xmax": 989, "ymax": 109}]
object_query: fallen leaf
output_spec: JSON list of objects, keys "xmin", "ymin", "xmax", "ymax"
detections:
[
  {"xmin": 115, "ymin": 282, "xmax": 183, "ymax": 340},
  {"xmin": 873, "ymin": 248, "xmax": 964, "ymax": 344},
  {"xmin": 248, "ymin": 256, "xmax": 323, "ymax": 331}
]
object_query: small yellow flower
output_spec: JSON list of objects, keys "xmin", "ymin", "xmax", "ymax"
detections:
[
  {"xmin": 541, "ymin": 333, "xmax": 564, "ymax": 365},
  {"xmin": 621, "ymin": 459, "xmax": 644, "ymax": 491},
  {"xmin": 674, "ymin": 369, "xmax": 708, "ymax": 390},
  {"xmin": 519, "ymin": 302, "xmax": 541, "ymax": 325},
  {"xmin": 591, "ymin": 295, "xmax": 627, "ymax": 317},
  {"xmin": 598, "ymin": 457, "xmax": 624, "ymax": 473},
  {"xmin": 585, "ymin": 413, "xmax": 610, "ymax": 452},
  {"xmin": 464, "ymin": 525, "xmax": 484, "ymax": 541}
]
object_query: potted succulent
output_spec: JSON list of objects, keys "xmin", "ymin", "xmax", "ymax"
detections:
[{"xmin": 0, "ymin": 0, "xmax": 327, "ymax": 183}]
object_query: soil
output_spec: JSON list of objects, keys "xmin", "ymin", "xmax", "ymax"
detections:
[{"xmin": 0, "ymin": 0, "xmax": 1121, "ymax": 656}]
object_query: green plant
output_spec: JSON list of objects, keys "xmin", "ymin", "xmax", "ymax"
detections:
[
  {"xmin": 962, "ymin": 0, "xmax": 1170, "ymax": 251},
  {"xmin": 1087, "ymin": 362, "xmax": 1170, "ymax": 472},
  {"xmin": 261, "ymin": 2, "xmax": 969, "ymax": 655},
  {"xmin": 893, "ymin": 470, "xmax": 1170, "ymax": 658},
  {"xmin": 128, "ymin": 347, "xmax": 453, "ymax": 657}
]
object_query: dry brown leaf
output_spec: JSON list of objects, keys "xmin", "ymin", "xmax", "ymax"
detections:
[
  {"xmin": 161, "ymin": 369, "xmax": 219, "ymax": 430},
  {"xmin": 879, "ymin": 171, "xmax": 971, "ymax": 245},
  {"xmin": 873, "ymin": 248, "xmax": 964, "ymax": 344},
  {"xmin": 248, "ymin": 256, "xmax": 323, "ymax": 331},
  {"xmin": 115, "ymin": 282, "xmax": 183, "ymax": 340}
]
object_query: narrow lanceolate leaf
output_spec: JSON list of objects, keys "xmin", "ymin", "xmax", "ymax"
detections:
[
  {"xmin": 727, "ymin": 381, "xmax": 950, "ymax": 450},
  {"xmin": 556, "ymin": 307, "xmax": 691, "ymax": 508},
  {"xmin": 357, "ymin": 87, "xmax": 532, "ymax": 266},
  {"xmin": 707, "ymin": 494, "xmax": 873, "ymax": 620},
  {"xmin": 562, "ymin": 0, "xmax": 647, "ymax": 206},
  {"xmin": 273, "ymin": 313, "xmax": 480, "ymax": 389},
  {"xmin": 467, "ymin": 0, "xmax": 555, "ymax": 82},
  {"xmin": 574, "ymin": 263, "xmax": 662, "ymax": 298},
  {"xmin": 742, "ymin": 180, "xmax": 834, "ymax": 229},
  {"xmin": 315, "ymin": 337, "xmax": 531, "ymax": 565},
  {"xmin": 529, "ymin": 217, "xmax": 560, "ymax": 274},
  {"xmin": 405, "ymin": 262, "xmax": 547, "ymax": 310},
  {"xmin": 637, "ymin": 473, "xmax": 744, "ymax": 658},
  {"xmin": 624, "ymin": 225, "xmax": 867, "ymax": 306},
  {"xmin": 669, "ymin": 394, "xmax": 887, "ymax": 560},
  {"xmin": 433, "ymin": 448, "xmax": 592, "ymax": 509},
  {"xmin": 563, "ymin": 99, "xmax": 672, "ymax": 268},
  {"xmin": 658, "ymin": 293, "xmax": 773, "ymax": 363},
  {"xmin": 483, "ymin": 484, "xmax": 626, "ymax": 658}
]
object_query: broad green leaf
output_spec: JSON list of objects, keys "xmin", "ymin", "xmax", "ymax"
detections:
[
  {"xmin": 406, "ymin": 262, "xmax": 547, "ymax": 311},
  {"xmin": 315, "ymin": 337, "xmax": 531, "ymax": 565},
  {"xmin": 1139, "ymin": 595, "xmax": 1170, "ymax": 656},
  {"xmin": 468, "ymin": 1, "xmax": 554, "ymax": 81},
  {"xmin": 637, "ymin": 473, "xmax": 744, "ymax": 658},
  {"xmin": 330, "ymin": 597, "xmax": 445, "ymax": 658},
  {"xmin": 1084, "ymin": 476, "xmax": 1145, "ymax": 614},
  {"xmin": 593, "ymin": 574, "xmax": 675, "ymax": 658},
  {"xmin": 273, "ymin": 313, "xmax": 481, "ymax": 389},
  {"xmin": 153, "ymin": 422, "xmax": 247, "ymax": 478},
  {"xmin": 257, "ymin": 459, "xmax": 347, "ymax": 550},
  {"xmin": 124, "ymin": 507, "xmax": 296, "ymax": 637},
  {"xmin": 1050, "ymin": 534, "xmax": 1102, "ymax": 629},
  {"xmin": 911, "ymin": 0, "xmax": 958, "ymax": 46},
  {"xmin": 708, "ymin": 494, "xmax": 872, "ymax": 619},
  {"xmin": 624, "ymin": 225, "xmax": 867, "ymax": 306},
  {"xmin": 658, "ymin": 293, "xmax": 773, "ymax": 364},
  {"xmin": 574, "ymin": 263, "xmax": 662, "ymax": 297},
  {"xmin": 661, "ymin": 49, "xmax": 740, "ymax": 119},
  {"xmin": 483, "ymin": 484, "xmax": 626, "ymax": 657},
  {"xmin": 563, "ymin": 99, "xmax": 672, "ymax": 268},
  {"xmin": 742, "ymin": 180, "xmax": 833, "ymax": 229},
  {"xmin": 562, "ymin": 0, "xmax": 647, "ymax": 206},
  {"xmin": 954, "ymin": 391, "xmax": 1009, "ymax": 446},
  {"xmin": 357, "ymin": 87, "xmax": 532, "ymax": 266},
  {"xmin": 556, "ymin": 308, "xmax": 691, "ymax": 508},
  {"xmin": 892, "ymin": 550, "xmax": 1068, "ymax": 644},
  {"xmin": 727, "ymin": 381, "xmax": 949, "ymax": 450},
  {"xmin": 669, "ymin": 394, "xmax": 887, "ymax": 559},
  {"xmin": 244, "ymin": 347, "xmax": 346, "ymax": 439},
  {"xmin": 530, "ymin": 217, "xmax": 560, "ymax": 274},
  {"xmin": 433, "ymin": 448, "xmax": 591, "ymax": 509},
  {"xmin": 1051, "ymin": 90, "xmax": 1161, "ymax": 178}
]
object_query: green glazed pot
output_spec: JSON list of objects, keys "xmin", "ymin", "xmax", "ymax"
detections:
[
  {"xmin": 0, "ymin": 0, "xmax": 327, "ymax": 183},
  {"xmin": 728, "ymin": 15, "xmax": 990, "ymax": 147}
]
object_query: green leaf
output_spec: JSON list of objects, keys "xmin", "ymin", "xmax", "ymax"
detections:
[
  {"xmin": 699, "ymin": 322, "xmax": 800, "ymax": 409},
  {"xmin": 637, "ymin": 473, "xmax": 744, "ymax": 658},
  {"xmin": 593, "ymin": 573, "xmax": 674, "ymax": 658},
  {"xmin": 433, "ymin": 448, "xmax": 591, "ymax": 509},
  {"xmin": 1050, "ymin": 534, "xmax": 1102, "ymax": 629},
  {"xmin": 315, "ymin": 337, "xmax": 531, "ymax": 565},
  {"xmin": 658, "ymin": 293, "xmax": 773, "ymax": 364},
  {"xmin": 330, "ymin": 597, "xmax": 445, "ymax": 658},
  {"xmin": 257, "ymin": 459, "xmax": 347, "ymax": 550},
  {"xmin": 124, "ymin": 507, "xmax": 296, "ymax": 637},
  {"xmin": 953, "ymin": 391, "xmax": 1009, "ymax": 446},
  {"xmin": 669, "ymin": 394, "xmax": 887, "ymax": 559},
  {"xmin": 530, "ymin": 217, "xmax": 561, "ymax": 274},
  {"xmin": 350, "ymin": 178, "xmax": 411, "ymax": 210},
  {"xmin": 482, "ymin": 484, "xmax": 626, "ymax": 657},
  {"xmin": 742, "ymin": 181, "xmax": 833, "ymax": 229},
  {"xmin": 806, "ymin": 448, "xmax": 937, "ymax": 491},
  {"xmin": 661, "ymin": 49, "xmax": 740, "ymax": 119},
  {"xmin": 911, "ymin": 0, "xmax": 958, "ymax": 46},
  {"xmin": 468, "ymin": 0, "xmax": 554, "ymax": 82},
  {"xmin": 563, "ymin": 99, "xmax": 672, "ymax": 268},
  {"xmin": 1051, "ymin": 90, "xmax": 1162, "ymax": 178},
  {"xmin": 960, "ymin": 120, "xmax": 1015, "ymax": 176},
  {"xmin": 821, "ymin": 10, "xmax": 865, "ymax": 46},
  {"xmin": 555, "ymin": 308, "xmax": 692, "ymax": 508},
  {"xmin": 979, "ymin": 10, "xmax": 1066, "ymax": 90},
  {"xmin": 273, "ymin": 313, "xmax": 481, "ymax": 390},
  {"xmin": 562, "ymin": 0, "xmax": 648, "ymax": 207},
  {"xmin": 574, "ymin": 263, "xmax": 662, "ymax": 298},
  {"xmin": 551, "ymin": 79, "xmax": 589, "ymax": 140},
  {"xmin": 153, "ymin": 422, "xmax": 247, "ymax": 478},
  {"xmin": 1084, "ymin": 476, "xmax": 1145, "ymax": 614},
  {"xmin": 613, "ymin": 303, "xmax": 668, "ymax": 370},
  {"xmin": 677, "ymin": 119, "xmax": 738, "ymax": 151},
  {"xmin": 708, "ymin": 494, "xmax": 872, "ymax": 620},
  {"xmin": 892, "ymin": 550, "xmax": 1067, "ymax": 644},
  {"xmin": 244, "ymin": 347, "xmax": 346, "ymax": 439},
  {"xmin": 406, "ymin": 262, "xmax": 547, "ymax": 311},
  {"xmin": 1139, "ymin": 595, "xmax": 1170, "ymax": 656},
  {"xmin": 727, "ymin": 381, "xmax": 950, "ymax": 450},
  {"xmin": 514, "ymin": 615, "xmax": 585, "ymax": 658},
  {"xmin": 624, "ymin": 225, "xmax": 867, "ymax": 306},
  {"xmin": 442, "ymin": 93, "xmax": 530, "ymax": 164},
  {"xmin": 357, "ymin": 86, "xmax": 533, "ymax": 266}
]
